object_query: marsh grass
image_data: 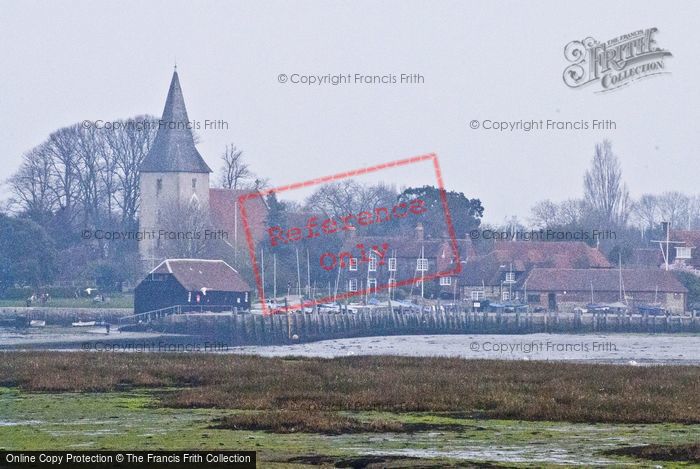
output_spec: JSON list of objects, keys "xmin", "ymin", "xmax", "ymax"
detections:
[
  {"xmin": 212, "ymin": 411, "xmax": 404, "ymax": 434},
  {"xmin": 605, "ymin": 443, "xmax": 700, "ymax": 463},
  {"xmin": 1, "ymin": 352, "xmax": 698, "ymax": 424}
]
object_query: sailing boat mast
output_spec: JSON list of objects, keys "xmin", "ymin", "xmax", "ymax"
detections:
[
  {"xmin": 420, "ymin": 244, "xmax": 425, "ymax": 299},
  {"xmin": 618, "ymin": 252, "xmax": 622, "ymax": 301},
  {"xmin": 273, "ymin": 253, "xmax": 277, "ymax": 300},
  {"xmin": 306, "ymin": 249, "xmax": 311, "ymax": 298},
  {"xmin": 295, "ymin": 248, "xmax": 302, "ymax": 299},
  {"xmin": 260, "ymin": 248, "xmax": 265, "ymax": 300}
]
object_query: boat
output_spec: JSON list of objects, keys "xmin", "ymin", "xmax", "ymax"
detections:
[
  {"xmin": 72, "ymin": 321, "xmax": 97, "ymax": 327},
  {"xmin": 29, "ymin": 320, "xmax": 46, "ymax": 327}
]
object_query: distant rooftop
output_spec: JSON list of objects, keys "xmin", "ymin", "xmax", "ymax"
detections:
[{"xmin": 140, "ymin": 70, "xmax": 212, "ymax": 173}]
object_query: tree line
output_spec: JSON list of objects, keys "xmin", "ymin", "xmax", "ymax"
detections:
[{"xmin": 1, "ymin": 116, "xmax": 266, "ymax": 291}]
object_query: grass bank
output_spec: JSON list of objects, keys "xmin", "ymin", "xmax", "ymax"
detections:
[{"xmin": 0, "ymin": 293, "xmax": 133, "ymax": 309}]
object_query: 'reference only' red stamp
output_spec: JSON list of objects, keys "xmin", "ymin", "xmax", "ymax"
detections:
[{"xmin": 238, "ymin": 153, "xmax": 461, "ymax": 315}]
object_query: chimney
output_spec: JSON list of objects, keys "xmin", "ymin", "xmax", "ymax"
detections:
[{"xmin": 415, "ymin": 223, "xmax": 424, "ymax": 241}]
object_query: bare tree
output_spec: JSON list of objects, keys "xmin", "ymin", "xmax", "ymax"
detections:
[
  {"xmin": 218, "ymin": 144, "xmax": 251, "ymax": 190},
  {"xmin": 633, "ymin": 194, "xmax": 659, "ymax": 231},
  {"xmin": 249, "ymin": 177, "xmax": 270, "ymax": 192},
  {"xmin": 46, "ymin": 126, "xmax": 81, "ymax": 223},
  {"xmin": 158, "ymin": 199, "xmax": 211, "ymax": 258},
  {"xmin": 529, "ymin": 200, "xmax": 559, "ymax": 228},
  {"xmin": 688, "ymin": 195, "xmax": 700, "ymax": 230},
  {"xmin": 557, "ymin": 199, "xmax": 586, "ymax": 226},
  {"xmin": 583, "ymin": 140, "xmax": 630, "ymax": 227},
  {"xmin": 656, "ymin": 191, "xmax": 689, "ymax": 229},
  {"xmin": 305, "ymin": 181, "xmax": 397, "ymax": 219},
  {"xmin": 6, "ymin": 144, "xmax": 57, "ymax": 221},
  {"xmin": 74, "ymin": 124, "xmax": 104, "ymax": 229},
  {"xmin": 103, "ymin": 116, "xmax": 157, "ymax": 224}
]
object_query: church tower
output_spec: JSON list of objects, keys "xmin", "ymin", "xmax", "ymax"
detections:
[{"xmin": 139, "ymin": 69, "xmax": 212, "ymax": 265}]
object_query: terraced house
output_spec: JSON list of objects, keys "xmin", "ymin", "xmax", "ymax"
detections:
[
  {"xmin": 460, "ymin": 241, "xmax": 612, "ymax": 303},
  {"xmin": 341, "ymin": 224, "xmax": 476, "ymax": 299}
]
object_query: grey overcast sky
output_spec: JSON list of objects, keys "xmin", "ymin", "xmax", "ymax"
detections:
[{"xmin": 1, "ymin": 0, "xmax": 698, "ymax": 223}]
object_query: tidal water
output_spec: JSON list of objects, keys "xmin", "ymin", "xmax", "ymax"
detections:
[
  {"xmin": 2, "ymin": 327, "xmax": 699, "ymax": 365},
  {"xmin": 226, "ymin": 333, "xmax": 700, "ymax": 365}
]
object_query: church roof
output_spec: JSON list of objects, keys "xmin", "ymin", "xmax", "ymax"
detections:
[{"xmin": 140, "ymin": 70, "xmax": 212, "ymax": 173}]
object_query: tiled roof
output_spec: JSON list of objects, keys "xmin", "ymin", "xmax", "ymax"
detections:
[
  {"xmin": 209, "ymin": 188, "xmax": 269, "ymax": 245},
  {"xmin": 490, "ymin": 241, "xmax": 611, "ymax": 269},
  {"xmin": 460, "ymin": 241, "xmax": 611, "ymax": 286},
  {"xmin": 140, "ymin": 71, "xmax": 212, "ymax": 173},
  {"xmin": 151, "ymin": 259, "xmax": 250, "ymax": 292},
  {"xmin": 523, "ymin": 268, "xmax": 687, "ymax": 293},
  {"xmin": 460, "ymin": 252, "xmax": 507, "ymax": 286}
]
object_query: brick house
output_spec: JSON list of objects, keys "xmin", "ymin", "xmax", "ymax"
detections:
[
  {"xmin": 520, "ymin": 268, "xmax": 687, "ymax": 313},
  {"xmin": 460, "ymin": 241, "xmax": 612, "ymax": 303},
  {"xmin": 341, "ymin": 225, "xmax": 476, "ymax": 299}
]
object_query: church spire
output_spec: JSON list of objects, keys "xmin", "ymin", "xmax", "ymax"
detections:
[{"xmin": 140, "ymin": 69, "xmax": 212, "ymax": 173}]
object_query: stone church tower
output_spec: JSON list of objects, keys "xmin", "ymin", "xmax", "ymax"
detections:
[{"xmin": 139, "ymin": 69, "xmax": 212, "ymax": 265}]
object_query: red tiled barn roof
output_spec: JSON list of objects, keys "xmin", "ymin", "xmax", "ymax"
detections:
[
  {"xmin": 523, "ymin": 268, "xmax": 687, "ymax": 293},
  {"xmin": 491, "ymin": 241, "xmax": 611, "ymax": 269},
  {"xmin": 151, "ymin": 259, "xmax": 251, "ymax": 292}
]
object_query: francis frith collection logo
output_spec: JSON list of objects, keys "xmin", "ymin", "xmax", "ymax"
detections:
[{"xmin": 563, "ymin": 28, "xmax": 672, "ymax": 93}]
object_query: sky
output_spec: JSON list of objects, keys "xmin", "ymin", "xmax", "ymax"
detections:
[{"xmin": 1, "ymin": 0, "xmax": 698, "ymax": 223}]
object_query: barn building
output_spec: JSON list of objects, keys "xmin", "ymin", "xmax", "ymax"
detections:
[
  {"xmin": 134, "ymin": 259, "xmax": 251, "ymax": 314},
  {"xmin": 520, "ymin": 268, "xmax": 687, "ymax": 313}
]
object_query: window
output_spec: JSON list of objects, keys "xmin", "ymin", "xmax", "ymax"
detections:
[
  {"xmin": 368, "ymin": 255, "xmax": 377, "ymax": 272},
  {"xmin": 388, "ymin": 278, "xmax": 397, "ymax": 288},
  {"xmin": 417, "ymin": 258, "xmax": 428, "ymax": 272},
  {"xmin": 527, "ymin": 294, "xmax": 541, "ymax": 303},
  {"xmin": 368, "ymin": 278, "xmax": 377, "ymax": 290},
  {"xmin": 676, "ymin": 246, "xmax": 692, "ymax": 259},
  {"xmin": 348, "ymin": 258, "xmax": 358, "ymax": 271},
  {"xmin": 502, "ymin": 291, "xmax": 511, "ymax": 301},
  {"xmin": 504, "ymin": 272, "xmax": 516, "ymax": 283},
  {"xmin": 440, "ymin": 276, "xmax": 452, "ymax": 286},
  {"xmin": 192, "ymin": 178, "xmax": 197, "ymax": 189},
  {"xmin": 388, "ymin": 257, "xmax": 397, "ymax": 271},
  {"xmin": 471, "ymin": 290, "xmax": 484, "ymax": 301},
  {"xmin": 348, "ymin": 278, "xmax": 358, "ymax": 292},
  {"xmin": 156, "ymin": 178, "xmax": 163, "ymax": 194}
]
